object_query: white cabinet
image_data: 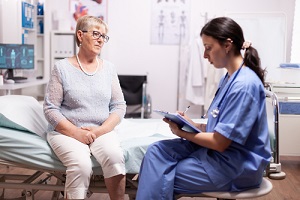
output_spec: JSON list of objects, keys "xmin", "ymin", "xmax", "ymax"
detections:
[
  {"xmin": 50, "ymin": 31, "xmax": 78, "ymax": 68},
  {"xmin": 279, "ymin": 115, "xmax": 300, "ymax": 156},
  {"xmin": 271, "ymin": 83, "xmax": 300, "ymax": 156}
]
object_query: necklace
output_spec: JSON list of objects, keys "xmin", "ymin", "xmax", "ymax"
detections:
[{"xmin": 76, "ymin": 54, "xmax": 99, "ymax": 76}]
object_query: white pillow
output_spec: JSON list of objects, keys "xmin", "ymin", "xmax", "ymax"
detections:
[{"xmin": 0, "ymin": 95, "xmax": 47, "ymax": 139}]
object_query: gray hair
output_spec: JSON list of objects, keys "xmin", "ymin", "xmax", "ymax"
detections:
[{"xmin": 75, "ymin": 15, "xmax": 108, "ymax": 47}]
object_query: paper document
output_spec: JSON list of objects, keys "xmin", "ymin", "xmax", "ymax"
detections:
[{"xmin": 154, "ymin": 109, "xmax": 201, "ymax": 133}]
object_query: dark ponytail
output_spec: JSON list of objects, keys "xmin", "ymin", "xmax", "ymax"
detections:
[
  {"xmin": 244, "ymin": 46, "xmax": 266, "ymax": 85},
  {"xmin": 201, "ymin": 17, "xmax": 266, "ymax": 85}
]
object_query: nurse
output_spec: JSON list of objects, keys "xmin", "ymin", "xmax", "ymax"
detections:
[{"xmin": 136, "ymin": 17, "xmax": 272, "ymax": 199}]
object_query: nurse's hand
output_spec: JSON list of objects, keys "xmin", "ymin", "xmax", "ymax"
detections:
[
  {"xmin": 199, "ymin": 123, "xmax": 206, "ymax": 132},
  {"xmin": 163, "ymin": 118, "xmax": 187, "ymax": 138},
  {"xmin": 178, "ymin": 111, "xmax": 199, "ymax": 129}
]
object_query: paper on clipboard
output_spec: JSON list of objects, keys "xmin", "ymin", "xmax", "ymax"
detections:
[{"xmin": 153, "ymin": 109, "xmax": 201, "ymax": 133}]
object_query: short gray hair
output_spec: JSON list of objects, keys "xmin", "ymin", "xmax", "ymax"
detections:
[{"xmin": 75, "ymin": 15, "xmax": 108, "ymax": 47}]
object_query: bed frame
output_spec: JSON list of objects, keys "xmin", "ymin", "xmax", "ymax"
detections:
[
  {"xmin": 0, "ymin": 89, "xmax": 284, "ymax": 200},
  {"xmin": 0, "ymin": 159, "xmax": 139, "ymax": 200}
]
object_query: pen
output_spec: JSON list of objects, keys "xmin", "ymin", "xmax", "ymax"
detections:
[{"xmin": 183, "ymin": 105, "xmax": 190, "ymax": 115}]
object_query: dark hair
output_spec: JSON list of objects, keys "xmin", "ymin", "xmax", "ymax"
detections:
[{"xmin": 200, "ymin": 17, "xmax": 266, "ymax": 85}]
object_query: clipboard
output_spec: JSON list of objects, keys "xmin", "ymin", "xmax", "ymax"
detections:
[{"xmin": 153, "ymin": 109, "xmax": 201, "ymax": 133}]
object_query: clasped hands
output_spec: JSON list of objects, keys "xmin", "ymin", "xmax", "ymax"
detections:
[{"xmin": 78, "ymin": 126, "xmax": 97, "ymax": 145}]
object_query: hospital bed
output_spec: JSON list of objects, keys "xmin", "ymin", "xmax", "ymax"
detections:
[
  {"xmin": 0, "ymin": 90, "xmax": 282, "ymax": 200},
  {"xmin": 0, "ymin": 95, "xmax": 178, "ymax": 199}
]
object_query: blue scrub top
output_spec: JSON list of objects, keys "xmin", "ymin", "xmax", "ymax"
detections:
[{"xmin": 201, "ymin": 67, "xmax": 271, "ymax": 191}]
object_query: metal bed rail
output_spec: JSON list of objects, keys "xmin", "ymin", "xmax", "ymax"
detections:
[{"xmin": 264, "ymin": 86, "xmax": 286, "ymax": 180}]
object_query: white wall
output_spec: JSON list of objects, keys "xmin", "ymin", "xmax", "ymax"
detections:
[
  {"xmin": 1, "ymin": 0, "xmax": 295, "ymax": 117},
  {"xmin": 103, "ymin": 0, "xmax": 296, "ymax": 117},
  {"xmin": 48, "ymin": 0, "xmax": 296, "ymax": 117},
  {"xmin": 106, "ymin": 0, "xmax": 180, "ymax": 115},
  {"xmin": 0, "ymin": 0, "xmax": 22, "ymax": 44}
]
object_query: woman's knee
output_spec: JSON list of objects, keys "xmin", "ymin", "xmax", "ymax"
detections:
[
  {"xmin": 99, "ymin": 145, "xmax": 124, "ymax": 166},
  {"xmin": 91, "ymin": 132, "xmax": 124, "ymax": 165},
  {"xmin": 67, "ymin": 157, "xmax": 93, "ymax": 178}
]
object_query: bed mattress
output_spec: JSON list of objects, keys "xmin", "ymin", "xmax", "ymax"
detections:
[{"xmin": 0, "ymin": 119, "xmax": 176, "ymax": 175}]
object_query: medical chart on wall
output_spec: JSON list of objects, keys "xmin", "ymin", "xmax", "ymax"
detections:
[
  {"xmin": 151, "ymin": 0, "xmax": 191, "ymax": 45},
  {"xmin": 69, "ymin": 0, "xmax": 108, "ymax": 30}
]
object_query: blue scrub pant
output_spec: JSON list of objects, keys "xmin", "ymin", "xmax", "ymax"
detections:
[{"xmin": 136, "ymin": 138, "xmax": 230, "ymax": 200}]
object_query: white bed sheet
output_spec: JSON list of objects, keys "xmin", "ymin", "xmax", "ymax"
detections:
[{"xmin": 0, "ymin": 119, "xmax": 177, "ymax": 175}]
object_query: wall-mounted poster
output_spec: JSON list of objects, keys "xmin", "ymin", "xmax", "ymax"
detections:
[
  {"xmin": 21, "ymin": 2, "xmax": 34, "ymax": 29},
  {"xmin": 69, "ymin": 0, "xmax": 108, "ymax": 30},
  {"xmin": 151, "ymin": 0, "xmax": 191, "ymax": 45}
]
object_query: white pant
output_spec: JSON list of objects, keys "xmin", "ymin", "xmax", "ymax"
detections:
[{"xmin": 47, "ymin": 130, "xmax": 125, "ymax": 199}]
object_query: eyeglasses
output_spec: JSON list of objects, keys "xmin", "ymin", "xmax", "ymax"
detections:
[{"xmin": 82, "ymin": 30, "xmax": 109, "ymax": 43}]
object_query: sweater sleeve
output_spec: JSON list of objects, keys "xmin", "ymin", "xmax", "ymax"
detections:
[
  {"xmin": 109, "ymin": 65, "xmax": 126, "ymax": 120},
  {"xmin": 43, "ymin": 61, "xmax": 67, "ymax": 129}
]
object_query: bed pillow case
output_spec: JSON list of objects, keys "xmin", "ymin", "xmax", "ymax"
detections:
[{"xmin": 0, "ymin": 95, "xmax": 47, "ymax": 139}]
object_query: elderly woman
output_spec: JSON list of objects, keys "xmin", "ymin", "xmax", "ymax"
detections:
[{"xmin": 44, "ymin": 15, "xmax": 126, "ymax": 200}]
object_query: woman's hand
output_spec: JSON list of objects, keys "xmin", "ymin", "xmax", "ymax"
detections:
[{"xmin": 74, "ymin": 127, "xmax": 97, "ymax": 145}]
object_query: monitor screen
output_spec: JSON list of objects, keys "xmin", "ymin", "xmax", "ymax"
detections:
[{"xmin": 0, "ymin": 43, "xmax": 34, "ymax": 70}]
